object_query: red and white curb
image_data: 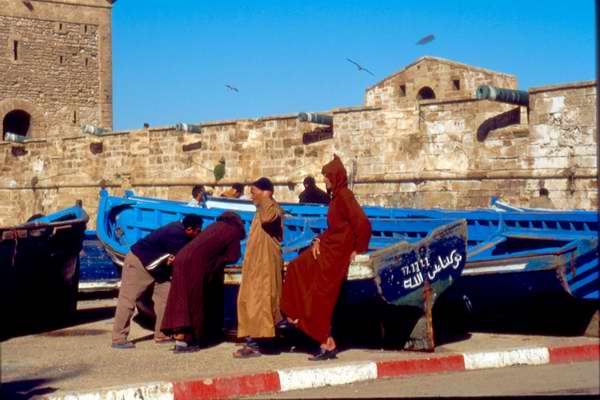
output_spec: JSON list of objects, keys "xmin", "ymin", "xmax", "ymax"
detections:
[{"xmin": 45, "ymin": 343, "xmax": 599, "ymax": 400}]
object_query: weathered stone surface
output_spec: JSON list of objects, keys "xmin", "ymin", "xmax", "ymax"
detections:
[
  {"xmin": 0, "ymin": 0, "xmax": 113, "ymax": 138},
  {"xmin": 0, "ymin": 10, "xmax": 597, "ymax": 227}
]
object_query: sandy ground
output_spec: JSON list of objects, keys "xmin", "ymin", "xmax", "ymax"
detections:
[{"xmin": 1, "ymin": 298, "xmax": 598, "ymax": 397}]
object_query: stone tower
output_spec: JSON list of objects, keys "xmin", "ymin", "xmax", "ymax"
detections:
[{"xmin": 0, "ymin": 0, "xmax": 114, "ymax": 140}]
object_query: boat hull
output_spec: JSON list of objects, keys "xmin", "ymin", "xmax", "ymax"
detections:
[
  {"xmin": 0, "ymin": 206, "xmax": 88, "ymax": 338},
  {"xmin": 79, "ymin": 230, "xmax": 121, "ymax": 292}
]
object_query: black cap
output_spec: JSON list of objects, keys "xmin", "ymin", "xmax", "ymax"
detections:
[{"xmin": 252, "ymin": 177, "xmax": 274, "ymax": 192}]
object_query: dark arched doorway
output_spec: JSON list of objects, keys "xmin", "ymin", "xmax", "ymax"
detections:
[
  {"xmin": 3, "ymin": 109, "xmax": 31, "ymax": 138},
  {"xmin": 417, "ymin": 87, "xmax": 436, "ymax": 100}
]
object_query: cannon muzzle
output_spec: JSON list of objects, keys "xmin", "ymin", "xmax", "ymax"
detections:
[
  {"xmin": 476, "ymin": 85, "xmax": 529, "ymax": 107},
  {"xmin": 297, "ymin": 112, "xmax": 333, "ymax": 126}
]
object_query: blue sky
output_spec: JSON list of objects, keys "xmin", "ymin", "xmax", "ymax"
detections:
[{"xmin": 112, "ymin": 1, "xmax": 595, "ymax": 130}]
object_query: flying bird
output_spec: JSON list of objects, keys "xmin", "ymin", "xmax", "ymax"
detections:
[
  {"xmin": 225, "ymin": 84, "xmax": 239, "ymax": 93},
  {"xmin": 416, "ymin": 34, "xmax": 435, "ymax": 45},
  {"xmin": 346, "ymin": 58, "xmax": 375, "ymax": 77},
  {"xmin": 213, "ymin": 157, "xmax": 226, "ymax": 182}
]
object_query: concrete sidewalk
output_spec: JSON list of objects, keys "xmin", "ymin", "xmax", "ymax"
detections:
[{"xmin": 1, "ymin": 298, "xmax": 598, "ymax": 399}]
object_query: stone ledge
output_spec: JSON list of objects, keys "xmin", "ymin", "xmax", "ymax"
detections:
[
  {"xmin": 332, "ymin": 106, "xmax": 382, "ymax": 114},
  {"xmin": 529, "ymin": 80, "xmax": 596, "ymax": 94},
  {"xmin": 0, "ymin": 138, "xmax": 47, "ymax": 145},
  {"xmin": 419, "ymin": 97, "xmax": 480, "ymax": 107}
]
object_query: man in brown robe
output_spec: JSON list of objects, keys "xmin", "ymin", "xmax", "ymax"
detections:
[
  {"xmin": 234, "ymin": 177, "xmax": 284, "ymax": 358},
  {"xmin": 161, "ymin": 211, "xmax": 246, "ymax": 353},
  {"xmin": 281, "ymin": 155, "xmax": 372, "ymax": 360}
]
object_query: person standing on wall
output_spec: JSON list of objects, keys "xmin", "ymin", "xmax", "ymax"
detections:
[
  {"xmin": 111, "ymin": 215, "xmax": 203, "ymax": 349},
  {"xmin": 234, "ymin": 177, "xmax": 285, "ymax": 358}
]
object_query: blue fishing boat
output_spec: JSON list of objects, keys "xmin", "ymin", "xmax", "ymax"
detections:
[
  {"xmin": 0, "ymin": 203, "xmax": 88, "ymax": 337},
  {"xmin": 96, "ymin": 190, "xmax": 598, "ymax": 341},
  {"xmin": 96, "ymin": 189, "xmax": 468, "ymax": 350},
  {"xmin": 203, "ymin": 193, "xmax": 598, "ymax": 302},
  {"xmin": 79, "ymin": 230, "xmax": 121, "ymax": 293}
]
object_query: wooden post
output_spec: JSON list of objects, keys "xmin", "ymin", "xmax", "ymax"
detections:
[{"xmin": 403, "ymin": 279, "xmax": 435, "ymax": 352}]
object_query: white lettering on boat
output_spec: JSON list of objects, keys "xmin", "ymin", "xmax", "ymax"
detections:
[{"xmin": 400, "ymin": 249, "xmax": 462, "ymax": 290}]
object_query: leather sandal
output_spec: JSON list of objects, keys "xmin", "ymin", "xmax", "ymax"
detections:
[
  {"xmin": 233, "ymin": 345, "xmax": 261, "ymax": 358},
  {"xmin": 172, "ymin": 342, "xmax": 200, "ymax": 353},
  {"xmin": 111, "ymin": 340, "xmax": 135, "ymax": 349},
  {"xmin": 308, "ymin": 348, "xmax": 337, "ymax": 361}
]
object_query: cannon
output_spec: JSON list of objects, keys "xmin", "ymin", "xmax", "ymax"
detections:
[
  {"xmin": 81, "ymin": 124, "xmax": 110, "ymax": 136},
  {"xmin": 175, "ymin": 122, "xmax": 202, "ymax": 133},
  {"xmin": 297, "ymin": 112, "xmax": 333, "ymax": 126},
  {"xmin": 475, "ymin": 85, "xmax": 529, "ymax": 107},
  {"xmin": 3, "ymin": 132, "xmax": 28, "ymax": 143}
]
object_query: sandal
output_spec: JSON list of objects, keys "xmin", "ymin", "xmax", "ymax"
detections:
[
  {"xmin": 172, "ymin": 343, "xmax": 200, "ymax": 353},
  {"xmin": 308, "ymin": 348, "xmax": 337, "ymax": 361},
  {"xmin": 172, "ymin": 339, "xmax": 200, "ymax": 353},
  {"xmin": 233, "ymin": 345, "xmax": 261, "ymax": 358}
]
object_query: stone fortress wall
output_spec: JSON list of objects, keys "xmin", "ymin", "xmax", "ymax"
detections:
[{"xmin": 0, "ymin": 1, "xmax": 597, "ymax": 228}]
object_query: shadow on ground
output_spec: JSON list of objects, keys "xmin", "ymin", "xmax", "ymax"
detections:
[
  {"xmin": 0, "ymin": 378, "xmax": 58, "ymax": 399},
  {"xmin": 0, "ymin": 365, "xmax": 89, "ymax": 399},
  {"xmin": 268, "ymin": 291, "xmax": 598, "ymax": 356},
  {"xmin": 1, "ymin": 303, "xmax": 115, "ymax": 342}
]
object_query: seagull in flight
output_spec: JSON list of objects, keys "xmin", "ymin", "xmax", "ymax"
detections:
[
  {"xmin": 416, "ymin": 34, "xmax": 435, "ymax": 45},
  {"xmin": 346, "ymin": 58, "xmax": 375, "ymax": 77},
  {"xmin": 225, "ymin": 84, "xmax": 239, "ymax": 93}
]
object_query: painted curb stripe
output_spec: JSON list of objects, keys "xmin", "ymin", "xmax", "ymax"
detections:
[
  {"xmin": 46, "ymin": 382, "xmax": 174, "ymax": 400},
  {"xmin": 463, "ymin": 347, "xmax": 550, "ymax": 370},
  {"xmin": 277, "ymin": 362, "xmax": 378, "ymax": 392},
  {"xmin": 43, "ymin": 344, "xmax": 600, "ymax": 400},
  {"xmin": 548, "ymin": 344, "xmax": 600, "ymax": 364},
  {"xmin": 377, "ymin": 354, "xmax": 466, "ymax": 377},
  {"xmin": 173, "ymin": 372, "xmax": 280, "ymax": 400}
]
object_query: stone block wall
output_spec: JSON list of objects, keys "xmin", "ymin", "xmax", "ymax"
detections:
[
  {"xmin": 0, "ymin": 0, "xmax": 113, "ymax": 139},
  {"xmin": 0, "ymin": 79, "xmax": 596, "ymax": 228},
  {"xmin": 365, "ymin": 56, "xmax": 518, "ymax": 110}
]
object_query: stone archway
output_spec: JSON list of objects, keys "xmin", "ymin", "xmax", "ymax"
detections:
[
  {"xmin": 417, "ymin": 86, "xmax": 436, "ymax": 100},
  {"xmin": 3, "ymin": 109, "xmax": 31, "ymax": 137},
  {"xmin": 0, "ymin": 98, "xmax": 46, "ymax": 141}
]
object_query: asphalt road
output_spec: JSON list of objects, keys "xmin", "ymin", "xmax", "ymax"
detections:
[{"xmin": 256, "ymin": 361, "xmax": 600, "ymax": 398}]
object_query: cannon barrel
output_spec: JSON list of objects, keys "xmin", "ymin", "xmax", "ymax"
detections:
[
  {"xmin": 297, "ymin": 112, "xmax": 333, "ymax": 126},
  {"xmin": 476, "ymin": 85, "xmax": 529, "ymax": 107},
  {"xmin": 81, "ymin": 124, "xmax": 109, "ymax": 136},
  {"xmin": 4, "ymin": 132, "xmax": 28, "ymax": 143},
  {"xmin": 175, "ymin": 122, "xmax": 202, "ymax": 133}
]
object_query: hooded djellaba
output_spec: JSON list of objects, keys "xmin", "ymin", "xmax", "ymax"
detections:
[
  {"xmin": 161, "ymin": 211, "xmax": 246, "ymax": 352},
  {"xmin": 281, "ymin": 154, "xmax": 372, "ymax": 360}
]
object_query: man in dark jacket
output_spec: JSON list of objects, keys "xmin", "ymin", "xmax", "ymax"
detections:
[
  {"xmin": 298, "ymin": 176, "xmax": 330, "ymax": 205},
  {"xmin": 111, "ymin": 215, "xmax": 203, "ymax": 349}
]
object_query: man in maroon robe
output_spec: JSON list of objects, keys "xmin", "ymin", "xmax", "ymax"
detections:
[
  {"xmin": 161, "ymin": 211, "xmax": 246, "ymax": 353},
  {"xmin": 281, "ymin": 155, "xmax": 372, "ymax": 360}
]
